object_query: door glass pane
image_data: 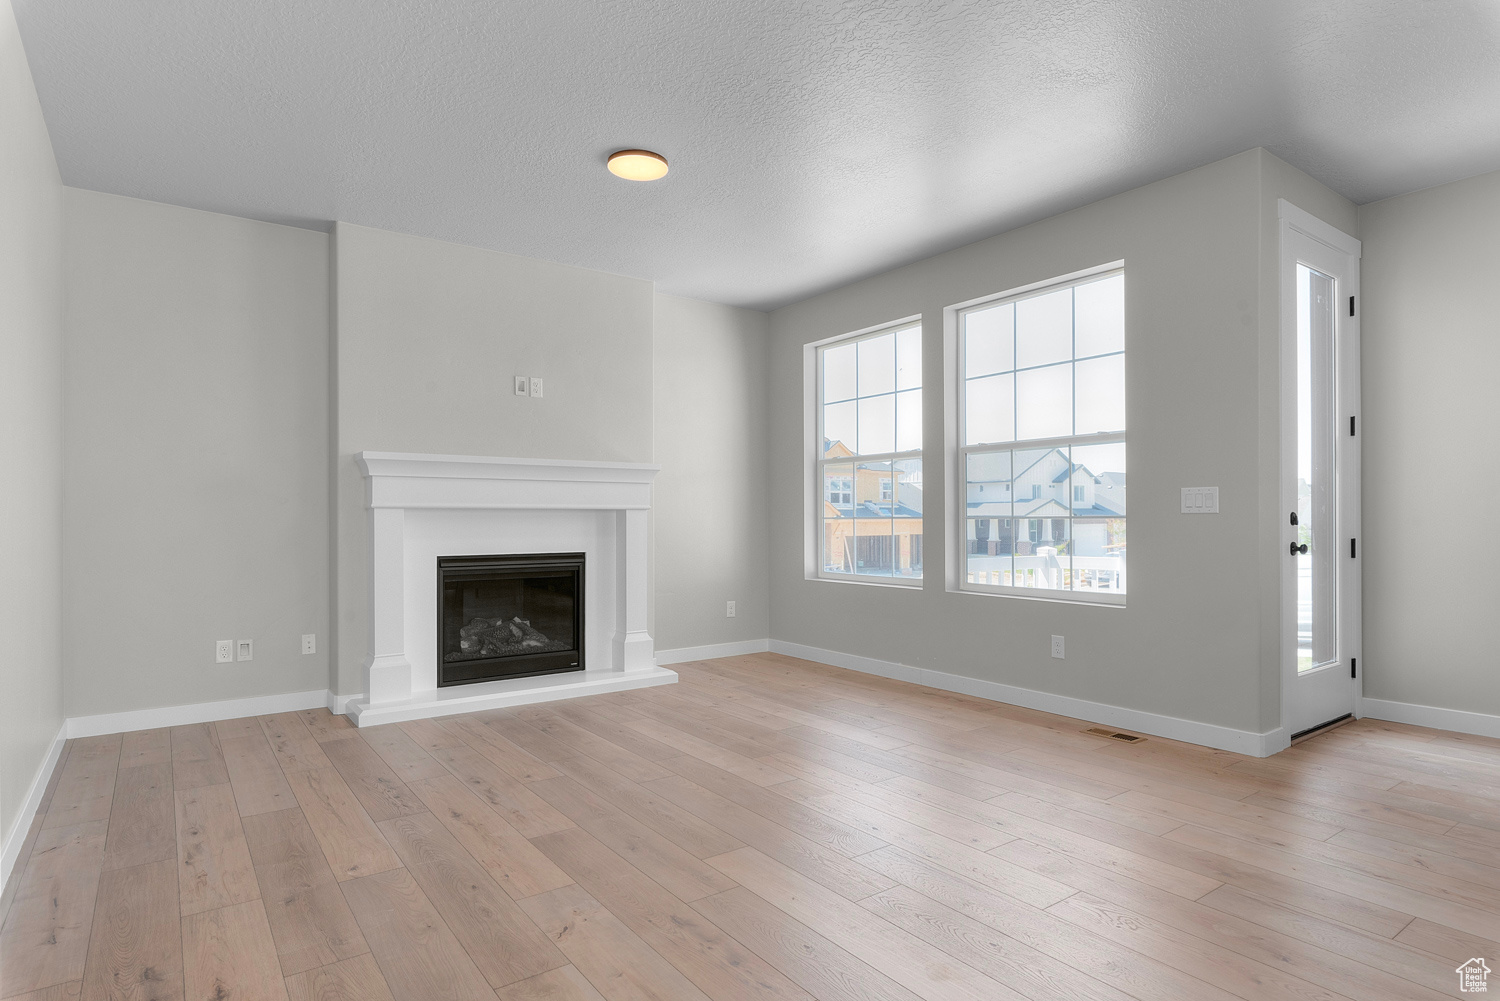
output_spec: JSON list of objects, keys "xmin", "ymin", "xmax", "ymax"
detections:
[{"xmin": 1297, "ymin": 264, "xmax": 1338, "ymax": 672}]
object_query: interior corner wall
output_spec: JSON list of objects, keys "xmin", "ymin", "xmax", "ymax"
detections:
[
  {"xmin": 0, "ymin": 0, "xmax": 65, "ymax": 853},
  {"xmin": 1358, "ymin": 168, "xmax": 1500, "ymax": 718},
  {"xmin": 62, "ymin": 190, "xmax": 331, "ymax": 718},
  {"xmin": 330, "ymin": 223, "xmax": 655, "ymax": 699},
  {"xmin": 768, "ymin": 149, "xmax": 1333, "ymax": 738},
  {"xmin": 652, "ymin": 293, "xmax": 770, "ymax": 651}
]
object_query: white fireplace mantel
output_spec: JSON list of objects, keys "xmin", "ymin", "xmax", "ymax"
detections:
[{"xmin": 346, "ymin": 451, "xmax": 675, "ymax": 726}]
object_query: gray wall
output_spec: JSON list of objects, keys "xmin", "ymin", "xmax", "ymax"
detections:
[
  {"xmin": 1358, "ymin": 169, "xmax": 1500, "ymax": 716},
  {"xmin": 331, "ymin": 223, "xmax": 656, "ymax": 697},
  {"xmin": 0, "ymin": 0, "xmax": 65, "ymax": 852},
  {"xmin": 767, "ymin": 150, "xmax": 1354, "ymax": 737},
  {"xmin": 63, "ymin": 190, "xmax": 330, "ymax": 717},
  {"xmin": 652, "ymin": 294, "xmax": 770, "ymax": 651}
]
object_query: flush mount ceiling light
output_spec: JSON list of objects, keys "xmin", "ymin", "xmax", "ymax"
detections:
[{"xmin": 607, "ymin": 149, "xmax": 669, "ymax": 181}]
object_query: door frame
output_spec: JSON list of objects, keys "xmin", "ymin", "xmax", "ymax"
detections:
[{"xmin": 1278, "ymin": 199, "xmax": 1363, "ymax": 742}]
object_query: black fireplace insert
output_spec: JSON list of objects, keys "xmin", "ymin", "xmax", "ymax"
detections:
[{"xmin": 437, "ymin": 553, "xmax": 584, "ymax": 686}]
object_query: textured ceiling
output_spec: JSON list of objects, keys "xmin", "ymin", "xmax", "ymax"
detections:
[{"xmin": 15, "ymin": 0, "xmax": 1500, "ymax": 309}]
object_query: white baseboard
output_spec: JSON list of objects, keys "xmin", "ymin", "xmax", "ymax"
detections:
[
  {"xmin": 655, "ymin": 638, "xmax": 771, "ymax": 665},
  {"xmin": 66, "ymin": 689, "xmax": 329, "ymax": 739},
  {"xmin": 768, "ymin": 639, "xmax": 1285, "ymax": 757},
  {"xmin": 328, "ymin": 691, "xmax": 363, "ymax": 715},
  {"xmin": 1360, "ymin": 698, "xmax": 1500, "ymax": 739},
  {"xmin": 2, "ymin": 722, "xmax": 68, "ymax": 896}
]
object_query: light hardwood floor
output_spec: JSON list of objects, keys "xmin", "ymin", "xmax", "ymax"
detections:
[{"xmin": 3, "ymin": 653, "xmax": 1497, "ymax": 1000}]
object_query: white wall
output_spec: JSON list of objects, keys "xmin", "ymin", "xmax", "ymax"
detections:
[
  {"xmin": 767, "ymin": 150, "xmax": 1354, "ymax": 739},
  {"xmin": 331, "ymin": 223, "xmax": 656, "ymax": 697},
  {"xmin": 63, "ymin": 190, "xmax": 330, "ymax": 717},
  {"xmin": 0, "ymin": 0, "xmax": 65, "ymax": 859},
  {"xmin": 1358, "ymin": 169, "xmax": 1500, "ymax": 717},
  {"xmin": 652, "ymin": 294, "xmax": 770, "ymax": 652}
]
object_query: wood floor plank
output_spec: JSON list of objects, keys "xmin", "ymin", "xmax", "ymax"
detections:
[
  {"xmin": 4, "ymin": 983, "xmax": 83, "ymax": 1001},
  {"xmin": 0, "ymin": 820, "xmax": 109, "ymax": 996},
  {"xmin": 169, "ymin": 725, "xmax": 229, "ymax": 791},
  {"xmin": 181, "ymin": 900, "xmax": 288, "ymax": 1001},
  {"xmin": 260, "ymin": 714, "xmax": 334, "ymax": 774},
  {"xmin": 376, "ymin": 812, "xmax": 565, "ymax": 989},
  {"xmin": 690, "ymin": 887, "xmax": 926, "ymax": 1001},
  {"xmin": 624, "ymin": 718, "xmax": 793, "ymax": 786},
  {"xmin": 528, "ymin": 776, "xmax": 736, "ymax": 902},
  {"xmin": 428, "ymin": 743, "xmax": 573, "ymax": 838},
  {"xmin": 338, "ymin": 868, "xmax": 497, "ymax": 1001},
  {"xmin": 857, "ymin": 883, "xmax": 1135, "ymax": 1001},
  {"xmin": 705, "ymin": 846, "xmax": 1021, "ymax": 1001},
  {"xmin": 531, "ymin": 826, "xmax": 812, "ymax": 1001},
  {"xmin": 118, "ymin": 730, "xmax": 172, "ymax": 769},
  {"xmin": 101, "ymin": 762, "xmax": 175, "ymax": 872},
  {"xmin": 516, "ymin": 884, "xmax": 710, "ymax": 1001},
  {"xmin": 855, "ymin": 846, "xmax": 1243, "ymax": 1001},
  {"xmin": 80, "ymin": 858, "xmax": 183, "ymax": 1001},
  {"xmin": 283, "ymin": 954, "xmax": 395, "ymax": 1001},
  {"xmin": 43, "ymin": 737, "xmax": 121, "ymax": 830},
  {"xmin": 643, "ymin": 773, "xmax": 894, "ymax": 901},
  {"xmin": 393, "ymin": 718, "xmax": 468, "ymax": 753},
  {"xmin": 282, "ymin": 768, "xmax": 400, "ymax": 882},
  {"xmin": 320, "ymin": 735, "xmax": 425, "ymax": 822},
  {"xmin": 298, "ymin": 710, "xmax": 357, "ymax": 743},
  {"xmin": 215, "ymin": 716, "xmax": 267, "ymax": 741},
  {"xmin": 552, "ymin": 755, "xmax": 743, "ymax": 860},
  {"xmin": 241, "ymin": 808, "xmax": 369, "ymax": 977},
  {"xmin": 493, "ymin": 966, "xmax": 607, "ymax": 1001},
  {"xmin": 508, "ymin": 711, "xmax": 670, "ymax": 783},
  {"xmin": 175, "ymin": 781, "xmax": 259, "ymax": 916},
  {"xmin": 406, "ymin": 774, "xmax": 573, "ymax": 900},
  {"xmin": 356, "ymin": 726, "xmax": 448, "ymax": 784},
  {"xmin": 222, "ymin": 734, "xmax": 298, "ymax": 817}
]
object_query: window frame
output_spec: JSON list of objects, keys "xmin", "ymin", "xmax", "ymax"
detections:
[
  {"xmin": 955, "ymin": 265, "xmax": 1127, "ymax": 606},
  {"xmin": 813, "ymin": 318, "xmax": 925, "ymax": 587}
]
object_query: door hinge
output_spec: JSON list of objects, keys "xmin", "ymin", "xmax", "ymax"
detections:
[
  {"xmin": 1349, "ymin": 296, "xmax": 1355, "ymax": 317},
  {"xmin": 1351, "ymin": 538, "xmax": 1357, "ymax": 558},
  {"xmin": 1351, "ymin": 657, "xmax": 1357, "ymax": 679}
]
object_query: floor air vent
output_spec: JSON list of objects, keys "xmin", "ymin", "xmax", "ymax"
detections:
[{"xmin": 1085, "ymin": 727, "xmax": 1144, "ymax": 742}]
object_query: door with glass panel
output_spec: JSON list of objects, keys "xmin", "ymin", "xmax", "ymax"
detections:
[{"xmin": 1281, "ymin": 203, "xmax": 1361, "ymax": 739}]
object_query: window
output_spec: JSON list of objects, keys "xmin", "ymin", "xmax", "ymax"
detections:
[
  {"xmin": 959, "ymin": 269, "xmax": 1126, "ymax": 601},
  {"xmin": 818, "ymin": 321, "xmax": 923, "ymax": 581}
]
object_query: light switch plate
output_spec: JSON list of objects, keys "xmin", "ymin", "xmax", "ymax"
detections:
[
  {"xmin": 1181, "ymin": 487, "xmax": 1219, "ymax": 514},
  {"xmin": 514, "ymin": 376, "xmax": 529, "ymax": 396},
  {"xmin": 237, "ymin": 639, "xmax": 253, "ymax": 662}
]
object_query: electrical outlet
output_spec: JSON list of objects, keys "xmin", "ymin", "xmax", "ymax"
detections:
[
  {"xmin": 1051, "ymin": 635, "xmax": 1065, "ymax": 659},
  {"xmin": 237, "ymin": 639, "xmax": 253, "ymax": 662},
  {"xmin": 726, "ymin": 600, "xmax": 736, "ymax": 618},
  {"xmin": 302, "ymin": 633, "xmax": 316, "ymax": 655},
  {"xmin": 514, "ymin": 375, "xmax": 529, "ymax": 396},
  {"xmin": 530, "ymin": 377, "xmax": 544, "ymax": 398},
  {"xmin": 215, "ymin": 639, "xmax": 233, "ymax": 664}
]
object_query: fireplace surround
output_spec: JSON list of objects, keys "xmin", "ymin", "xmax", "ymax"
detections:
[{"xmin": 347, "ymin": 451, "xmax": 676, "ymax": 726}]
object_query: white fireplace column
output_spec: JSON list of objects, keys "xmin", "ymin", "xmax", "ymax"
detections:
[{"xmin": 348, "ymin": 451, "xmax": 674, "ymax": 726}]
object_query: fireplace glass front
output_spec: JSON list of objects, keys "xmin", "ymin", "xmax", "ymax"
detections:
[{"xmin": 437, "ymin": 553, "xmax": 583, "ymax": 686}]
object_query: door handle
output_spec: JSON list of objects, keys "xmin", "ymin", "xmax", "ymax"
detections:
[{"xmin": 1290, "ymin": 542, "xmax": 1308, "ymax": 556}]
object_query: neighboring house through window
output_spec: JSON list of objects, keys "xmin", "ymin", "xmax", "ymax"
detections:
[
  {"xmin": 817, "ymin": 320, "xmax": 924, "ymax": 581},
  {"xmin": 959, "ymin": 268, "xmax": 1127, "ymax": 600}
]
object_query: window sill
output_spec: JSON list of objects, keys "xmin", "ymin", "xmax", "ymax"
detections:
[
  {"xmin": 952, "ymin": 583, "xmax": 1126, "ymax": 607},
  {"xmin": 808, "ymin": 573, "xmax": 924, "ymax": 590}
]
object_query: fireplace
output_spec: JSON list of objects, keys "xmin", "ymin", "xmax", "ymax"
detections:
[{"xmin": 437, "ymin": 553, "xmax": 584, "ymax": 686}]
